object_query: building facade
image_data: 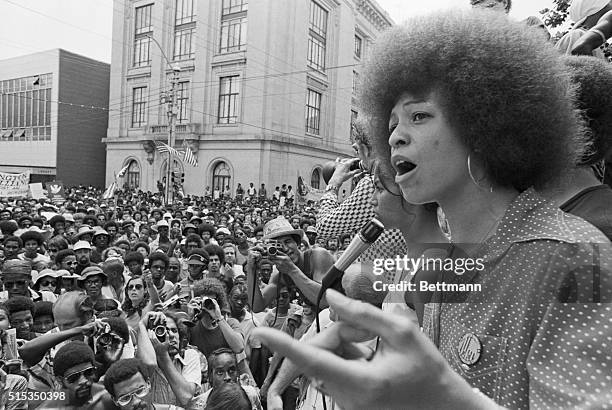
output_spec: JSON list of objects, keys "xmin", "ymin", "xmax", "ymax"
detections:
[
  {"xmin": 0, "ymin": 49, "xmax": 109, "ymax": 186},
  {"xmin": 105, "ymin": 0, "xmax": 392, "ymax": 196}
]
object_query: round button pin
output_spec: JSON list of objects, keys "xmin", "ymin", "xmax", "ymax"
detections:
[{"xmin": 457, "ymin": 332, "xmax": 482, "ymax": 366}]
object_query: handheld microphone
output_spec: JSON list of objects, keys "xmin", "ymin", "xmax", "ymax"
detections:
[{"xmin": 315, "ymin": 218, "xmax": 385, "ymax": 331}]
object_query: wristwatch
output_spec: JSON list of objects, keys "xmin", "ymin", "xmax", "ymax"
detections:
[{"xmin": 325, "ymin": 184, "xmax": 340, "ymax": 194}]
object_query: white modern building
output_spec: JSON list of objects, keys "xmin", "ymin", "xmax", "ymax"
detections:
[{"xmin": 0, "ymin": 49, "xmax": 109, "ymax": 186}]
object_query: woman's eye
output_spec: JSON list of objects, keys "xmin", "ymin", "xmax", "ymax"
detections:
[
  {"xmin": 412, "ymin": 112, "xmax": 429, "ymax": 122},
  {"xmin": 388, "ymin": 123, "xmax": 398, "ymax": 134}
]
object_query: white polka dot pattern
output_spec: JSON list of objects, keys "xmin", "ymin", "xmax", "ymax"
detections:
[{"xmin": 422, "ymin": 188, "xmax": 612, "ymax": 409}]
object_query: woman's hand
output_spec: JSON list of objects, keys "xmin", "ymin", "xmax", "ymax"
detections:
[{"xmin": 253, "ymin": 290, "xmax": 489, "ymax": 410}]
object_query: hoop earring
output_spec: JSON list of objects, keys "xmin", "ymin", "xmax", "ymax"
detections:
[{"xmin": 467, "ymin": 155, "xmax": 493, "ymax": 193}]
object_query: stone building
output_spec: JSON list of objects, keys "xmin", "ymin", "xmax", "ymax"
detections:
[{"xmin": 105, "ymin": 0, "xmax": 392, "ymax": 196}]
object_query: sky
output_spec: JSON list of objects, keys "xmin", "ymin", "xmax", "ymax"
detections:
[{"xmin": 0, "ymin": 0, "xmax": 558, "ymax": 64}]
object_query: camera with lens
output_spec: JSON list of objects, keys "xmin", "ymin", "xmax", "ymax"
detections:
[
  {"xmin": 192, "ymin": 297, "xmax": 216, "ymax": 321},
  {"xmin": 322, "ymin": 158, "xmax": 365, "ymax": 184},
  {"xmin": 148, "ymin": 317, "xmax": 168, "ymax": 343},
  {"xmin": 97, "ymin": 332, "xmax": 114, "ymax": 346},
  {"xmin": 261, "ymin": 240, "xmax": 282, "ymax": 257}
]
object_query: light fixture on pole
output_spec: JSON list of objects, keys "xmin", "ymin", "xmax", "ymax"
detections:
[{"xmin": 148, "ymin": 33, "xmax": 181, "ymax": 205}]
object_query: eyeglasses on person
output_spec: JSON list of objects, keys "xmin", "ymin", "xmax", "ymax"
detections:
[
  {"xmin": 64, "ymin": 366, "xmax": 96, "ymax": 384},
  {"xmin": 114, "ymin": 383, "xmax": 150, "ymax": 406}
]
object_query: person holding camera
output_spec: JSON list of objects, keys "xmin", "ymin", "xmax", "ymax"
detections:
[
  {"xmin": 36, "ymin": 341, "xmax": 114, "ymax": 409},
  {"xmin": 246, "ymin": 217, "xmax": 335, "ymax": 311},
  {"xmin": 186, "ymin": 279, "xmax": 254, "ymax": 381},
  {"xmin": 136, "ymin": 310, "xmax": 201, "ymax": 407},
  {"xmin": 94, "ymin": 317, "xmax": 134, "ymax": 382},
  {"xmin": 19, "ymin": 291, "xmax": 108, "ymax": 392}
]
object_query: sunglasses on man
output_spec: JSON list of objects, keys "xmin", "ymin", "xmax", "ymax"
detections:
[{"xmin": 64, "ymin": 366, "xmax": 96, "ymax": 384}]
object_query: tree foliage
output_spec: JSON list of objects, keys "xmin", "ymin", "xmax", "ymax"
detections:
[{"xmin": 540, "ymin": 0, "xmax": 572, "ymax": 28}]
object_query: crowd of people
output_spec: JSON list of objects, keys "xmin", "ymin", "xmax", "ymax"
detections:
[
  {"xmin": 1, "ymin": 0, "xmax": 612, "ymax": 409},
  {"xmin": 0, "ymin": 174, "xmax": 362, "ymax": 409}
]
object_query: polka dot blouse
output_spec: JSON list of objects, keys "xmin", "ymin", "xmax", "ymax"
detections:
[{"xmin": 422, "ymin": 188, "xmax": 612, "ymax": 409}]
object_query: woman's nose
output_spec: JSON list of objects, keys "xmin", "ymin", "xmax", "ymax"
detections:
[{"xmin": 388, "ymin": 126, "xmax": 408, "ymax": 148}]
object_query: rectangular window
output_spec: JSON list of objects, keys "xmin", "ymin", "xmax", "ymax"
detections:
[
  {"xmin": 307, "ymin": 1, "xmax": 327, "ymax": 71},
  {"xmin": 0, "ymin": 73, "xmax": 52, "ymax": 142},
  {"xmin": 134, "ymin": 4, "xmax": 153, "ymax": 67},
  {"xmin": 132, "ymin": 87, "xmax": 147, "ymax": 127},
  {"xmin": 222, "ymin": 0, "xmax": 248, "ymax": 15},
  {"xmin": 220, "ymin": 16, "xmax": 247, "ymax": 53},
  {"xmin": 219, "ymin": 0, "xmax": 247, "ymax": 53},
  {"xmin": 174, "ymin": 0, "xmax": 196, "ymax": 60},
  {"xmin": 218, "ymin": 76, "xmax": 239, "ymax": 124},
  {"xmin": 352, "ymin": 71, "xmax": 359, "ymax": 95},
  {"xmin": 176, "ymin": 81, "xmax": 190, "ymax": 124},
  {"xmin": 305, "ymin": 89, "xmax": 322, "ymax": 135},
  {"xmin": 354, "ymin": 35, "xmax": 362, "ymax": 58}
]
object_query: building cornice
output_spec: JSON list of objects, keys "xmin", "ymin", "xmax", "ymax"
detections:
[{"xmin": 354, "ymin": 0, "xmax": 394, "ymax": 30}]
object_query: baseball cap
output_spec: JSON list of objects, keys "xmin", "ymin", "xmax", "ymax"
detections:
[{"xmin": 187, "ymin": 253, "xmax": 208, "ymax": 265}]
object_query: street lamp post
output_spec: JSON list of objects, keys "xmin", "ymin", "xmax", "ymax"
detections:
[
  {"xmin": 149, "ymin": 34, "xmax": 180, "ymax": 206},
  {"xmin": 160, "ymin": 67, "xmax": 180, "ymax": 205}
]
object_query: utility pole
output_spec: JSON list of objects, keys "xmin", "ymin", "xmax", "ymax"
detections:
[
  {"xmin": 160, "ymin": 66, "xmax": 180, "ymax": 205},
  {"xmin": 150, "ymin": 33, "xmax": 181, "ymax": 206}
]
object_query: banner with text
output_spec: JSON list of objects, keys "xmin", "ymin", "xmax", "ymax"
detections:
[{"xmin": 0, "ymin": 171, "xmax": 30, "ymax": 197}]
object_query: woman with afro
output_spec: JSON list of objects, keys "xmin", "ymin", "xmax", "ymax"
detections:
[{"xmin": 253, "ymin": 9, "xmax": 612, "ymax": 410}]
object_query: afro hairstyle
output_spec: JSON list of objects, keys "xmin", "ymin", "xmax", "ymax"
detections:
[
  {"xmin": 33, "ymin": 301, "xmax": 54, "ymax": 319},
  {"xmin": 20, "ymin": 230, "xmax": 44, "ymax": 246},
  {"xmin": 53, "ymin": 341, "xmax": 96, "ymax": 377},
  {"xmin": 359, "ymin": 9, "xmax": 582, "ymax": 192},
  {"xmin": 6, "ymin": 295, "xmax": 35, "ymax": 316},
  {"xmin": 192, "ymin": 277, "xmax": 229, "ymax": 312},
  {"xmin": 103, "ymin": 358, "xmax": 150, "ymax": 398},
  {"xmin": 123, "ymin": 251, "xmax": 145, "ymax": 266},
  {"xmin": 563, "ymin": 56, "xmax": 612, "ymax": 166}
]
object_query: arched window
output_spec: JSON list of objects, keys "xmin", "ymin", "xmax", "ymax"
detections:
[
  {"xmin": 125, "ymin": 160, "xmax": 140, "ymax": 189},
  {"xmin": 161, "ymin": 158, "xmax": 184, "ymax": 183},
  {"xmin": 311, "ymin": 168, "xmax": 321, "ymax": 189},
  {"xmin": 212, "ymin": 161, "xmax": 231, "ymax": 193}
]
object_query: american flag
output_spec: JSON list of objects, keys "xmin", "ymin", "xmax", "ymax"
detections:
[
  {"xmin": 154, "ymin": 141, "xmax": 180, "ymax": 157},
  {"xmin": 117, "ymin": 162, "xmax": 131, "ymax": 178},
  {"xmin": 183, "ymin": 148, "xmax": 198, "ymax": 167},
  {"xmin": 102, "ymin": 181, "xmax": 117, "ymax": 199}
]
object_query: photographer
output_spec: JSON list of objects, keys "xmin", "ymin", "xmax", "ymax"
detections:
[
  {"xmin": 246, "ymin": 217, "xmax": 335, "ymax": 311},
  {"xmin": 18, "ymin": 292, "xmax": 107, "ymax": 392},
  {"xmin": 187, "ymin": 279, "xmax": 253, "ymax": 381},
  {"xmin": 94, "ymin": 317, "xmax": 134, "ymax": 382},
  {"xmin": 136, "ymin": 310, "xmax": 201, "ymax": 406}
]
